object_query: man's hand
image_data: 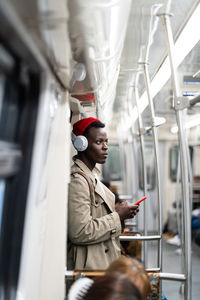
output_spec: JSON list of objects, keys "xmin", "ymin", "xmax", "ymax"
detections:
[{"xmin": 115, "ymin": 201, "xmax": 139, "ymax": 221}]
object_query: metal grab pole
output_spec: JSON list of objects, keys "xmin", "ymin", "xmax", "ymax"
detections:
[
  {"xmin": 159, "ymin": 14, "xmax": 191, "ymax": 300},
  {"xmin": 175, "ymin": 154, "xmax": 185, "ymax": 281},
  {"xmin": 65, "ymin": 270, "xmax": 186, "ymax": 282},
  {"xmin": 134, "ymin": 80, "xmax": 148, "ymax": 267},
  {"xmin": 175, "ymin": 154, "xmax": 181, "ymax": 242},
  {"xmin": 141, "ymin": 62, "xmax": 163, "ymax": 274},
  {"xmin": 120, "ymin": 235, "xmax": 161, "ymax": 241},
  {"xmin": 186, "ymin": 142, "xmax": 193, "ymax": 213}
]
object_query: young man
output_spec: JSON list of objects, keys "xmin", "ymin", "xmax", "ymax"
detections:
[{"xmin": 67, "ymin": 117, "xmax": 138, "ymax": 270}]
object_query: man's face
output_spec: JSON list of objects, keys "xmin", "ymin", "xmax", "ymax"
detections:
[{"xmin": 84, "ymin": 127, "xmax": 108, "ymax": 164}]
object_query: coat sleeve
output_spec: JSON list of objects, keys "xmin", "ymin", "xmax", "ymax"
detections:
[{"xmin": 68, "ymin": 174, "xmax": 122, "ymax": 245}]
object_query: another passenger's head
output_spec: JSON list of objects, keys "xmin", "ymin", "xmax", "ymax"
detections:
[
  {"xmin": 106, "ymin": 256, "xmax": 151, "ymax": 298},
  {"xmin": 71, "ymin": 117, "xmax": 108, "ymax": 168},
  {"xmin": 82, "ymin": 273, "xmax": 144, "ymax": 300}
]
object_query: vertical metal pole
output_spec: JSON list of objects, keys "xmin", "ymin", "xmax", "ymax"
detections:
[
  {"xmin": 159, "ymin": 14, "xmax": 191, "ymax": 300},
  {"xmin": 141, "ymin": 62, "xmax": 163, "ymax": 274},
  {"xmin": 118, "ymin": 135, "xmax": 127, "ymax": 195},
  {"xmin": 186, "ymin": 142, "xmax": 193, "ymax": 213},
  {"xmin": 134, "ymin": 81, "xmax": 148, "ymax": 267},
  {"xmin": 175, "ymin": 153, "xmax": 185, "ymax": 280},
  {"xmin": 175, "ymin": 154, "xmax": 181, "ymax": 241}
]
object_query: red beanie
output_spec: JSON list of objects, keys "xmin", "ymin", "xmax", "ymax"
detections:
[{"xmin": 73, "ymin": 117, "xmax": 102, "ymax": 136}]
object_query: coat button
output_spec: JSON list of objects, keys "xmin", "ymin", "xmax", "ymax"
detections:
[
  {"xmin": 95, "ymin": 201, "xmax": 98, "ymax": 205},
  {"xmin": 105, "ymin": 248, "xmax": 109, "ymax": 253}
]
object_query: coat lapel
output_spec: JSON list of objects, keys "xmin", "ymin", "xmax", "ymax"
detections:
[
  {"xmin": 95, "ymin": 179, "xmax": 115, "ymax": 212},
  {"xmin": 72, "ymin": 157, "xmax": 115, "ymax": 213}
]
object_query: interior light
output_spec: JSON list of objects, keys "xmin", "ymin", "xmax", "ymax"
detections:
[
  {"xmin": 132, "ymin": 3, "xmax": 200, "ymax": 122},
  {"xmin": 70, "ymin": 63, "xmax": 86, "ymax": 90},
  {"xmin": 171, "ymin": 114, "xmax": 200, "ymax": 133},
  {"xmin": 170, "ymin": 126, "xmax": 178, "ymax": 134},
  {"xmin": 73, "ymin": 63, "xmax": 86, "ymax": 81},
  {"xmin": 193, "ymin": 69, "xmax": 200, "ymax": 78}
]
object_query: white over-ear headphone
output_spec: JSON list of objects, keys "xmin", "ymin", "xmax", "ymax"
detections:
[{"xmin": 71, "ymin": 131, "xmax": 88, "ymax": 152}]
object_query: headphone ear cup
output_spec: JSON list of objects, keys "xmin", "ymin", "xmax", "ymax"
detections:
[{"xmin": 73, "ymin": 135, "xmax": 88, "ymax": 151}]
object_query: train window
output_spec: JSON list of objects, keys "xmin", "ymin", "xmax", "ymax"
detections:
[
  {"xmin": 169, "ymin": 145, "xmax": 193, "ymax": 182},
  {"xmin": 169, "ymin": 146, "xmax": 179, "ymax": 182},
  {"xmin": 138, "ymin": 145, "xmax": 156, "ymax": 190},
  {"xmin": 0, "ymin": 180, "xmax": 5, "ymax": 230},
  {"xmin": 102, "ymin": 144, "xmax": 122, "ymax": 181},
  {"xmin": 0, "ymin": 41, "xmax": 40, "ymax": 297}
]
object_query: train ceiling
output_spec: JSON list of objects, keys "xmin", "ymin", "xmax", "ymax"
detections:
[
  {"xmin": 67, "ymin": 0, "xmax": 200, "ymax": 129},
  {"xmin": 3, "ymin": 0, "xmax": 200, "ymax": 130}
]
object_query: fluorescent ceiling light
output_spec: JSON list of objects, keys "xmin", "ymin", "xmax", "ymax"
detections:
[
  {"xmin": 170, "ymin": 126, "xmax": 178, "ymax": 134},
  {"xmin": 132, "ymin": 3, "xmax": 200, "ymax": 122},
  {"xmin": 171, "ymin": 114, "xmax": 200, "ymax": 133}
]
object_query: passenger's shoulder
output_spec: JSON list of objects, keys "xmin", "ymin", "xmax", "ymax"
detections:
[
  {"xmin": 70, "ymin": 168, "xmax": 88, "ymax": 184},
  {"xmin": 70, "ymin": 164, "xmax": 80, "ymax": 176}
]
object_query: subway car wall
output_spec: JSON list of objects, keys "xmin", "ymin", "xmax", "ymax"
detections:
[{"xmin": 0, "ymin": 1, "xmax": 200, "ymax": 300}]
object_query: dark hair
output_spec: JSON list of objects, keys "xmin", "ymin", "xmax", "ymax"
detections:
[
  {"xmin": 82, "ymin": 273, "xmax": 144, "ymax": 300},
  {"xmin": 83, "ymin": 121, "xmax": 105, "ymax": 136},
  {"xmin": 102, "ymin": 181, "xmax": 111, "ymax": 188}
]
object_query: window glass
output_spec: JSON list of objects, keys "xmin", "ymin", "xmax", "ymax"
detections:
[
  {"xmin": 0, "ymin": 39, "xmax": 40, "ymax": 295},
  {"xmin": 103, "ymin": 144, "xmax": 122, "ymax": 181},
  {"xmin": 169, "ymin": 146, "xmax": 179, "ymax": 182},
  {"xmin": 169, "ymin": 145, "xmax": 193, "ymax": 182},
  {"xmin": 138, "ymin": 145, "xmax": 156, "ymax": 190},
  {"xmin": 0, "ymin": 180, "xmax": 5, "ymax": 232}
]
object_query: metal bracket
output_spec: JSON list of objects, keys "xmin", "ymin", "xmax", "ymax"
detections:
[
  {"xmin": 139, "ymin": 127, "xmax": 152, "ymax": 135},
  {"xmin": 174, "ymin": 96, "xmax": 190, "ymax": 110},
  {"xmin": 157, "ymin": 13, "xmax": 174, "ymax": 18},
  {"xmin": 153, "ymin": 116, "xmax": 166, "ymax": 127}
]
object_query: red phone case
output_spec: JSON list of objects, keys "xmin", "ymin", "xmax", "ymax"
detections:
[{"xmin": 134, "ymin": 196, "xmax": 147, "ymax": 205}]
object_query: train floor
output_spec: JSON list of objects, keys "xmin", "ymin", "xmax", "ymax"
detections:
[{"xmin": 147, "ymin": 239, "xmax": 200, "ymax": 299}]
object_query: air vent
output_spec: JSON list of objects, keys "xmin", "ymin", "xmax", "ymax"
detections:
[{"xmin": 80, "ymin": 100, "xmax": 95, "ymax": 107}]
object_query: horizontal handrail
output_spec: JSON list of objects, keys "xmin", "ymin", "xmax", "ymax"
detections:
[
  {"xmin": 154, "ymin": 272, "xmax": 186, "ymax": 282},
  {"xmin": 120, "ymin": 235, "xmax": 161, "ymax": 241},
  {"xmin": 146, "ymin": 268, "xmax": 160, "ymax": 272},
  {"xmin": 118, "ymin": 195, "xmax": 133, "ymax": 200},
  {"xmin": 65, "ymin": 270, "xmax": 186, "ymax": 282},
  {"xmin": 65, "ymin": 270, "xmax": 105, "ymax": 279}
]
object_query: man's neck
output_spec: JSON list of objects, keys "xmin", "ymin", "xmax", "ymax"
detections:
[{"xmin": 76, "ymin": 154, "xmax": 95, "ymax": 171}]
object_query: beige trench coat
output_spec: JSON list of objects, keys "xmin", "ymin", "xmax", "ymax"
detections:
[{"xmin": 67, "ymin": 157, "xmax": 122, "ymax": 270}]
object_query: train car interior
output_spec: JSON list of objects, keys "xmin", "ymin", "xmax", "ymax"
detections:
[{"xmin": 0, "ymin": 0, "xmax": 199, "ymax": 300}]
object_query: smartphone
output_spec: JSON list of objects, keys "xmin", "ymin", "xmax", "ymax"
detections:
[{"xmin": 134, "ymin": 196, "xmax": 147, "ymax": 206}]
